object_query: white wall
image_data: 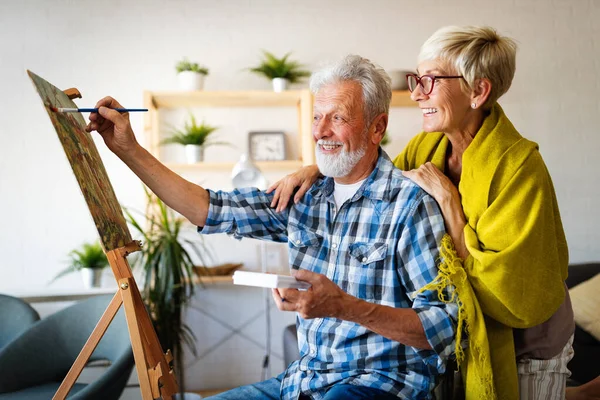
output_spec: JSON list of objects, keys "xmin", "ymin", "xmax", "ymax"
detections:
[{"xmin": 1, "ymin": 0, "xmax": 599, "ymax": 393}]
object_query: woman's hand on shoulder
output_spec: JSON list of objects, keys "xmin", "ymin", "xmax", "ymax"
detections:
[
  {"xmin": 267, "ymin": 165, "xmax": 321, "ymax": 212},
  {"xmin": 402, "ymin": 162, "xmax": 458, "ymax": 206}
]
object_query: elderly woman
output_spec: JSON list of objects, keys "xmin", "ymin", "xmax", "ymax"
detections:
[{"xmin": 268, "ymin": 26, "xmax": 575, "ymax": 399}]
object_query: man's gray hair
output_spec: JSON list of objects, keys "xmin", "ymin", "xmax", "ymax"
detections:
[{"xmin": 310, "ymin": 55, "xmax": 392, "ymax": 126}]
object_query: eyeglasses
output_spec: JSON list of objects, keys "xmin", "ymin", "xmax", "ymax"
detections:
[{"xmin": 406, "ymin": 74, "xmax": 463, "ymax": 95}]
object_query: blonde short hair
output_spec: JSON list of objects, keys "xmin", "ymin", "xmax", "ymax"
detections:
[{"xmin": 418, "ymin": 26, "xmax": 517, "ymax": 109}]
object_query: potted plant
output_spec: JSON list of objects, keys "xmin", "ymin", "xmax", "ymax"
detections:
[
  {"xmin": 176, "ymin": 58, "xmax": 209, "ymax": 91},
  {"xmin": 380, "ymin": 131, "xmax": 391, "ymax": 147},
  {"xmin": 51, "ymin": 241, "xmax": 109, "ymax": 288},
  {"xmin": 248, "ymin": 51, "xmax": 310, "ymax": 92},
  {"xmin": 161, "ymin": 114, "xmax": 229, "ymax": 163},
  {"xmin": 124, "ymin": 188, "xmax": 213, "ymax": 397}
]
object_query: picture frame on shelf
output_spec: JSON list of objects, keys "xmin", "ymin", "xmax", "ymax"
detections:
[{"xmin": 248, "ymin": 131, "xmax": 286, "ymax": 161}]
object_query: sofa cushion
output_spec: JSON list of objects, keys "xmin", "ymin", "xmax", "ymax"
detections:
[
  {"xmin": 569, "ymin": 272, "xmax": 600, "ymax": 341},
  {"xmin": 566, "ymin": 263, "xmax": 600, "ymax": 288}
]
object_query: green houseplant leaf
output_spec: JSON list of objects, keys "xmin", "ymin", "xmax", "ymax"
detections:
[
  {"xmin": 175, "ymin": 58, "xmax": 209, "ymax": 75},
  {"xmin": 124, "ymin": 187, "xmax": 213, "ymax": 394},
  {"xmin": 160, "ymin": 114, "xmax": 230, "ymax": 148},
  {"xmin": 248, "ymin": 51, "xmax": 311, "ymax": 83},
  {"xmin": 51, "ymin": 241, "xmax": 109, "ymax": 282},
  {"xmin": 380, "ymin": 131, "xmax": 391, "ymax": 146}
]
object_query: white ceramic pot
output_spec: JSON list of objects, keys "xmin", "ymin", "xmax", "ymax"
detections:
[
  {"xmin": 81, "ymin": 268, "xmax": 103, "ymax": 289},
  {"xmin": 185, "ymin": 145, "xmax": 204, "ymax": 163},
  {"xmin": 178, "ymin": 71, "xmax": 205, "ymax": 91},
  {"xmin": 272, "ymin": 77, "xmax": 289, "ymax": 92}
]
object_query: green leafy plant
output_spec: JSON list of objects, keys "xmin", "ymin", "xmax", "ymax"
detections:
[
  {"xmin": 381, "ymin": 131, "xmax": 391, "ymax": 146},
  {"xmin": 161, "ymin": 114, "xmax": 228, "ymax": 147},
  {"xmin": 124, "ymin": 187, "xmax": 213, "ymax": 394},
  {"xmin": 51, "ymin": 241, "xmax": 108, "ymax": 282},
  {"xmin": 175, "ymin": 59, "xmax": 209, "ymax": 75},
  {"xmin": 248, "ymin": 51, "xmax": 310, "ymax": 83}
]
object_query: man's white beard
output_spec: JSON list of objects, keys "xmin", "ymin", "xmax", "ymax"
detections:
[{"xmin": 315, "ymin": 139, "xmax": 366, "ymax": 178}]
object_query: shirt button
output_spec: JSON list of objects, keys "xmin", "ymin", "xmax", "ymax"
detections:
[
  {"xmin": 295, "ymin": 239, "xmax": 301, "ymax": 245},
  {"xmin": 309, "ymin": 348, "xmax": 316, "ymax": 355},
  {"xmin": 331, "ymin": 243, "xmax": 338, "ymax": 249},
  {"xmin": 362, "ymin": 257, "xmax": 368, "ymax": 263}
]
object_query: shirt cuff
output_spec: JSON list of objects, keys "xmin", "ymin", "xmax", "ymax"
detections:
[
  {"xmin": 196, "ymin": 189, "xmax": 236, "ymax": 235},
  {"xmin": 413, "ymin": 305, "xmax": 457, "ymax": 370}
]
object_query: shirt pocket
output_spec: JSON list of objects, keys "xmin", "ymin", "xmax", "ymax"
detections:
[
  {"xmin": 347, "ymin": 242, "xmax": 388, "ymax": 300},
  {"xmin": 288, "ymin": 229, "xmax": 324, "ymax": 272}
]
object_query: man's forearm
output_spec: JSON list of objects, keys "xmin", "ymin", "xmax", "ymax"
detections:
[
  {"xmin": 338, "ymin": 296, "xmax": 431, "ymax": 349},
  {"xmin": 120, "ymin": 145, "xmax": 210, "ymax": 226}
]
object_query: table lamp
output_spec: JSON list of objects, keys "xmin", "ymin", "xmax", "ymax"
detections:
[{"xmin": 231, "ymin": 154, "xmax": 268, "ymax": 190}]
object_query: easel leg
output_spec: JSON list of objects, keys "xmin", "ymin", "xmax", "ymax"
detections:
[
  {"xmin": 53, "ymin": 242, "xmax": 178, "ymax": 400},
  {"xmin": 120, "ymin": 277, "xmax": 177, "ymax": 400},
  {"xmin": 120, "ymin": 279, "xmax": 157, "ymax": 399},
  {"xmin": 52, "ymin": 291, "xmax": 123, "ymax": 400}
]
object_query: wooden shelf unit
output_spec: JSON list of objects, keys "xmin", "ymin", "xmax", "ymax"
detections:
[
  {"xmin": 144, "ymin": 90, "xmax": 315, "ymax": 168},
  {"xmin": 391, "ymin": 90, "xmax": 416, "ymax": 107},
  {"xmin": 148, "ymin": 90, "xmax": 310, "ymax": 108},
  {"xmin": 193, "ymin": 275, "xmax": 234, "ymax": 285},
  {"xmin": 143, "ymin": 90, "xmax": 416, "ymax": 172},
  {"xmin": 165, "ymin": 160, "xmax": 303, "ymax": 172}
]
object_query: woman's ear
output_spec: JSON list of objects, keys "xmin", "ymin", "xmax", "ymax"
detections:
[
  {"xmin": 471, "ymin": 78, "xmax": 492, "ymax": 109},
  {"xmin": 371, "ymin": 113, "xmax": 388, "ymax": 145}
]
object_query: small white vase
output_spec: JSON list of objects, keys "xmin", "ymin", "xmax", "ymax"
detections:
[
  {"xmin": 81, "ymin": 269, "xmax": 103, "ymax": 289},
  {"xmin": 272, "ymin": 77, "xmax": 289, "ymax": 92},
  {"xmin": 178, "ymin": 71, "xmax": 205, "ymax": 91},
  {"xmin": 185, "ymin": 145, "xmax": 204, "ymax": 163}
]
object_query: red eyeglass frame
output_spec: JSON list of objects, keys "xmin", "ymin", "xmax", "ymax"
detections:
[{"xmin": 406, "ymin": 74, "xmax": 464, "ymax": 95}]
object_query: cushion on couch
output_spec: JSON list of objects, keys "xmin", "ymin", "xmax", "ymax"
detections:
[
  {"xmin": 569, "ymin": 272, "xmax": 600, "ymax": 341},
  {"xmin": 566, "ymin": 263, "xmax": 600, "ymax": 385}
]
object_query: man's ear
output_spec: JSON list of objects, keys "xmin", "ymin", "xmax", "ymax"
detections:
[
  {"xmin": 471, "ymin": 78, "xmax": 492, "ymax": 109},
  {"xmin": 370, "ymin": 113, "xmax": 388, "ymax": 145}
]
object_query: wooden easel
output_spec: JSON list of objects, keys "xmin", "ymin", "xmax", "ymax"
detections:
[
  {"xmin": 53, "ymin": 240, "xmax": 179, "ymax": 400},
  {"xmin": 52, "ymin": 88, "xmax": 179, "ymax": 400}
]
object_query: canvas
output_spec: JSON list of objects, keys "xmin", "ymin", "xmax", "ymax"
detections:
[{"xmin": 28, "ymin": 70, "xmax": 132, "ymax": 251}]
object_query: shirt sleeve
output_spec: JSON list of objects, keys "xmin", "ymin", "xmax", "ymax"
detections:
[
  {"xmin": 397, "ymin": 191, "xmax": 459, "ymax": 365},
  {"xmin": 197, "ymin": 187, "xmax": 290, "ymax": 243}
]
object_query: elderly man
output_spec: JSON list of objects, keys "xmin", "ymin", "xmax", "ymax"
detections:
[{"xmin": 87, "ymin": 55, "xmax": 458, "ymax": 400}]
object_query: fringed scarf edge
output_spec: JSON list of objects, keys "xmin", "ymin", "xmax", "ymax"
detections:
[{"xmin": 419, "ymin": 234, "xmax": 496, "ymax": 399}]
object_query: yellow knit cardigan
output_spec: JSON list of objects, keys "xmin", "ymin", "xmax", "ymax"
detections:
[{"xmin": 393, "ymin": 104, "xmax": 569, "ymax": 399}]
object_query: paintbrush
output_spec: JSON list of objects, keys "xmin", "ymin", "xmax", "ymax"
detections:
[{"xmin": 50, "ymin": 107, "xmax": 148, "ymax": 113}]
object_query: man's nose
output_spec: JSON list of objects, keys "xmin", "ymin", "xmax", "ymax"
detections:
[{"xmin": 313, "ymin": 118, "xmax": 331, "ymax": 140}]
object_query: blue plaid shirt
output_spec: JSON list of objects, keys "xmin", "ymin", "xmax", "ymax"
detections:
[{"xmin": 199, "ymin": 152, "xmax": 458, "ymax": 399}]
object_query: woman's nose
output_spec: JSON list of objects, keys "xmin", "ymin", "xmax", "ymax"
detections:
[{"xmin": 410, "ymin": 84, "xmax": 428, "ymax": 102}]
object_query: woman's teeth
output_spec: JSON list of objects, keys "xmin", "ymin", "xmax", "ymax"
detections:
[{"xmin": 422, "ymin": 108, "xmax": 438, "ymax": 114}]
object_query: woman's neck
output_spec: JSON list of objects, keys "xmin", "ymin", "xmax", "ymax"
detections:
[
  {"xmin": 443, "ymin": 110, "xmax": 486, "ymax": 185},
  {"xmin": 445, "ymin": 145, "xmax": 463, "ymax": 186},
  {"xmin": 446, "ymin": 107, "xmax": 486, "ymax": 153}
]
